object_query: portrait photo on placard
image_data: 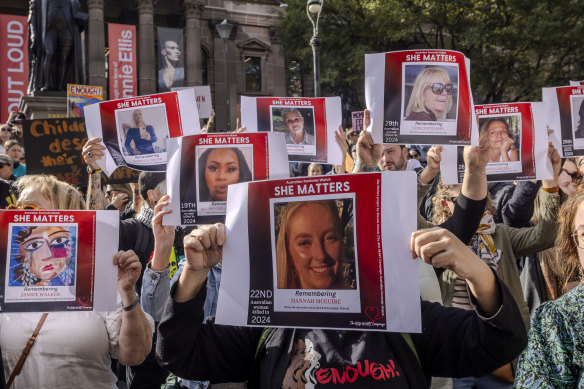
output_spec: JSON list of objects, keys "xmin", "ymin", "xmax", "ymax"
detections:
[
  {"xmin": 571, "ymin": 95, "xmax": 584, "ymax": 140},
  {"xmin": 479, "ymin": 115, "xmax": 522, "ymax": 174},
  {"xmin": 6, "ymin": 225, "xmax": 77, "ymax": 288},
  {"xmin": 402, "ymin": 64, "xmax": 459, "ymax": 123},
  {"xmin": 271, "ymin": 197, "xmax": 358, "ymax": 291},
  {"xmin": 115, "ymin": 105, "xmax": 169, "ymax": 158},
  {"xmin": 270, "ymin": 106, "xmax": 316, "ymax": 149},
  {"xmin": 195, "ymin": 145, "xmax": 254, "ymax": 204}
]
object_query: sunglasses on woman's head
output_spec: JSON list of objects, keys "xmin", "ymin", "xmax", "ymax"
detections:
[
  {"xmin": 5, "ymin": 204, "xmax": 41, "ymax": 210},
  {"xmin": 562, "ymin": 169, "xmax": 583, "ymax": 183},
  {"xmin": 427, "ymin": 83, "xmax": 454, "ymax": 95}
]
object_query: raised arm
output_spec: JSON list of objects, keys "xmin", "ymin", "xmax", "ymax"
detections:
[{"xmin": 82, "ymin": 137, "xmax": 107, "ymax": 210}]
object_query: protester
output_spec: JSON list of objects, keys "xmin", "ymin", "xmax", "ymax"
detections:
[
  {"xmin": 405, "ymin": 67, "xmax": 453, "ymax": 121},
  {"xmin": 306, "ymin": 163, "xmax": 324, "ymax": 176},
  {"xmin": 6, "ymin": 111, "xmax": 26, "ymax": 141},
  {"xmin": 346, "ymin": 130, "xmax": 358, "ymax": 147},
  {"xmin": 4, "ymin": 140, "xmax": 26, "ymax": 178},
  {"xmin": 105, "ymin": 183, "xmax": 136, "ymax": 220},
  {"xmin": 479, "ymin": 118, "xmax": 519, "ymax": 163},
  {"xmin": 0, "ymin": 125, "xmax": 11, "ymax": 153},
  {"xmin": 426, "ymin": 143, "xmax": 561, "ymax": 387},
  {"xmin": 0, "ymin": 175, "xmax": 153, "ymax": 388},
  {"xmin": 558, "ymin": 158, "xmax": 582, "ymax": 197},
  {"xmin": 0, "ymin": 155, "xmax": 15, "ymax": 181},
  {"xmin": 515, "ymin": 189, "xmax": 584, "ymax": 387}
]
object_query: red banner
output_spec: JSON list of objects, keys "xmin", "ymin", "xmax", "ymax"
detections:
[
  {"xmin": 108, "ymin": 23, "xmax": 137, "ymax": 99},
  {"xmin": 0, "ymin": 15, "xmax": 28, "ymax": 124}
]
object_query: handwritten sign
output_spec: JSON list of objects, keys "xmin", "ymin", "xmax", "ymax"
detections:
[{"xmin": 22, "ymin": 118, "xmax": 88, "ymax": 186}]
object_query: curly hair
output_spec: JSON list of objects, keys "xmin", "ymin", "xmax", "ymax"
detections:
[{"xmin": 15, "ymin": 175, "xmax": 85, "ymax": 210}]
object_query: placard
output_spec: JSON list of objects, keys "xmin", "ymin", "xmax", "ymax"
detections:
[
  {"xmin": 351, "ymin": 111, "xmax": 364, "ymax": 133},
  {"xmin": 164, "ymin": 132, "xmax": 289, "ymax": 226},
  {"xmin": 241, "ymin": 96, "xmax": 343, "ymax": 164},
  {"xmin": 441, "ymin": 102, "xmax": 552, "ymax": 184},
  {"xmin": 216, "ymin": 172, "xmax": 421, "ymax": 332},
  {"xmin": 0, "ymin": 14, "xmax": 28, "ymax": 124},
  {"xmin": 0, "ymin": 210, "xmax": 118, "ymax": 312},
  {"xmin": 543, "ymin": 85, "xmax": 584, "ymax": 157},
  {"xmin": 22, "ymin": 118, "xmax": 88, "ymax": 186},
  {"xmin": 172, "ymin": 86, "xmax": 213, "ymax": 118},
  {"xmin": 84, "ymin": 89, "xmax": 201, "ymax": 176},
  {"xmin": 67, "ymin": 84, "xmax": 103, "ymax": 117},
  {"xmin": 570, "ymin": 81, "xmax": 584, "ymax": 86},
  {"xmin": 365, "ymin": 49, "xmax": 478, "ymax": 146}
]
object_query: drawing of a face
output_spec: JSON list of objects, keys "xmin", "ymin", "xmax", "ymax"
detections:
[
  {"xmin": 21, "ymin": 226, "xmax": 71, "ymax": 282},
  {"xmin": 287, "ymin": 203, "xmax": 342, "ymax": 289},
  {"xmin": 205, "ymin": 148, "xmax": 240, "ymax": 201}
]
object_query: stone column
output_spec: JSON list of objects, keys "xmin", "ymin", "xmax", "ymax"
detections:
[
  {"xmin": 183, "ymin": 0, "xmax": 204, "ymax": 87},
  {"xmin": 137, "ymin": 0, "xmax": 156, "ymax": 95},
  {"xmin": 87, "ymin": 0, "xmax": 106, "ymax": 95}
]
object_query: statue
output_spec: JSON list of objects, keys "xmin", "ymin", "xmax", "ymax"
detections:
[{"xmin": 27, "ymin": 0, "xmax": 87, "ymax": 93}]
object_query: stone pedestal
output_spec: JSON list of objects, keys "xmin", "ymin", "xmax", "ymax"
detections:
[{"xmin": 19, "ymin": 95, "xmax": 68, "ymax": 119}]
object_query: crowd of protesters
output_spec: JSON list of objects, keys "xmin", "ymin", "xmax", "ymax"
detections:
[{"xmin": 0, "ymin": 100, "xmax": 583, "ymax": 389}]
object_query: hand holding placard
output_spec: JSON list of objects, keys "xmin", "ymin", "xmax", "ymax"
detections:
[
  {"xmin": 83, "ymin": 137, "xmax": 107, "ymax": 171},
  {"xmin": 176, "ymin": 224, "xmax": 225, "ymax": 302},
  {"xmin": 542, "ymin": 143, "xmax": 561, "ymax": 189},
  {"xmin": 410, "ymin": 227, "xmax": 500, "ymax": 316}
]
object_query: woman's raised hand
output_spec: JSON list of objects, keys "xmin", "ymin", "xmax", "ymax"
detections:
[
  {"xmin": 114, "ymin": 250, "xmax": 142, "ymax": 294},
  {"xmin": 82, "ymin": 137, "xmax": 106, "ymax": 171},
  {"xmin": 183, "ymin": 223, "xmax": 225, "ymax": 273}
]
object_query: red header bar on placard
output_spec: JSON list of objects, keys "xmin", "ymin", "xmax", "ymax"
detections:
[
  {"xmin": 108, "ymin": 23, "xmax": 137, "ymax": 99},
  {"xmin": 0, "ymin": 15, "xmax": 28, "ymax": 124}
]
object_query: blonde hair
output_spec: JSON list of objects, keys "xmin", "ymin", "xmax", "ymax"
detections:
[
  {"xmin": 276, "ymin": 200, "xmax": 344, "ymax": 289},
  {"xmin": 15, "ymin": 175, "xmax": 85, "ymax": 210},
  {"xmin": 405, "ymin": 67, "xmax": 453, "ymax": 121}
]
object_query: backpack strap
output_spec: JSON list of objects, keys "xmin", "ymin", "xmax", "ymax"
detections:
[{"xmin": 400, "ymin": 333, "xmax": 420, "ymax": 365}]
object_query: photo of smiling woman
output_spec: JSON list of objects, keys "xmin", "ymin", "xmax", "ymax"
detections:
[
  {"xmin": 479, "ymin": 117, "xmax": 520, "ymax": 163},
  {"xmin": 404, "ymin": 66, "xmax": 457, "ymax": 122},
  {"xmin": 197, "ymin": 147, "xmax": 253, "ymax": 202},
  {"xmin": 9, "ymin": 225, "xmax": 76, "ymax": 287},
  {"xmin": 275, "ymin": 199, "xmax": 356, "ymax": 290}
]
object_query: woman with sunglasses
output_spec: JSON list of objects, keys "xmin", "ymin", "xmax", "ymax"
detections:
[
  {"xmin": 405, "ymin": 67, "xmax": 454, "ymax": 122},
  {"xmin": 0, "ymin": 124, "xmax": 12, "ymax": 154},
  {"xmin": 0, "ymin": 175, "xmax": 153, "ymax": 388},
  {"xmin": 515, "ymin": 189, "xmax": 584, "ymax": 387}
]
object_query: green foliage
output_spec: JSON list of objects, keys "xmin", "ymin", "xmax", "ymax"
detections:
[{"xmin": 276, "ymin": 0, "xmax": 584, "ymax": 107}]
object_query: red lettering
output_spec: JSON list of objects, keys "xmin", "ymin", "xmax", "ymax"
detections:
[
  {"xmin": 381, "ymin": 363, "xmax": 394, "ymax": 379},
  {"xmin": 370, "ymin": 363, "xmax": 385, "ymax": 380},
  {"xmin": 331, "ymin": 368, "xmax": 347, "ymax": 384},
  {"xmin": 346, "ymin": 366, "xmax": 359, "ymax": 383},
  {"xmin": 357, "ymin": 360, "xmax": 370, "ymax": 377},
  {"xmin": 315, "ymin": 368, "xmax": 331, "ymax": 384}
]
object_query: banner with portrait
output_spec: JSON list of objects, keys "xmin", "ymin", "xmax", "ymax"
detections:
[
  {"xmin": 108, "ymin": 23, "xmax": 137, "ymax": 99},
  {"xmin": 216, "ymin": 172, "xmax": 421, "ymax": 332},
  {"xmin": 172, "ymin": 86, "xmax": 213, "ymax": 119},
  {"xmin": 0, "ymin": 14, "xmax": 28, "ymax": 124},
  {"xmin": 240, "ymin": 96, "xmax": 343, "ymax": 164},
  {"xmin": 441, "ymin": 102, "xmax": 552, "ymax": 184},
  {"xmin": 67, "ymin": 84, "xmax": 103, "ymax": 117},
  {"xmin": 157, "ymin": 27, "xmax": 184, "ymax": 93},
  {"xmin": 84, "ymin": 89, "xmax": 201, "ymax": 176},
  {"xmin": 365, "ymin": 50, "xmax": 478, "ymax": 146},
  {"xmin": 164, "ymin": 132, "xmax": 289, "ymax": 226},
  {"xmin": 22, "ymin": 118, "xmax": 88, "ymax": 187},
  {"xmin": 0, "ymin": 210, "xmax": 119, "ymax": 312},
  {"xmin": 542, "ymin": 85, "xmax": 584, "ymax": 157}
]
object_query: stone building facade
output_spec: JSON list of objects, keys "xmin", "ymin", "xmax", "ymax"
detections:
[{"xmin": 1, "ymin": 0, "xmax": 291, "ymax": 129}]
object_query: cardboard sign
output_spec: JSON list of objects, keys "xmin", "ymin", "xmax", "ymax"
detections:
[
  {"xmin": 365, "ymin": 49, "xmax": 478, "ymax": 146},
  {"xmin": 84, "ymin": 89, "xmax": 201, "ymax": 176},
  {"xmin": 441, "ymin": 102, "xmax": 552, "ymax": 184},
  {"xmin": 164, "ymin": 132, "xmax": 289, "ymax": 226},
  {"xmin": 241, "ymin": 96, "xmax": 343, "ymax": 164},
  {"xmin": 172, "ymin": 86, "xmax": 213, "ymax": 119},
  {"xmin": 216, "ymin": 172, "xmax": 421, "ymax": 332},
  {"xmin": 22, "ymin": 118, "xmax": 88, "ymax": 186},
  {"xmin": 0, "ymin": 210, "xmax": 118, "ymax": 312},
  {"xmin": 67, "ymin": 84, "xmax": 103, "ymax": 118}
]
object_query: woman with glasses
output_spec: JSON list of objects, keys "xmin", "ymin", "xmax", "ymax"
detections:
[
  {"xmin": 479, "ymin": 118, "xmax": 520, "ymax": 163},
  {"xmin": 405, "ymin": 67, "xmax": 454, "ymax": 122},
  {"xmin": 558, "ymin": 159, "xmax": 583, "ymax": 197},
  {"xmin": 428, "ymin": 143, "xmax": 562, "ymax": 388},
  {"xmin": 0, "ymin": 124, "xmax": 12, "ymax": 153},
  {"xmin": 515, "ymin": 189, "xmax": 584, "ymax": 387}
]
